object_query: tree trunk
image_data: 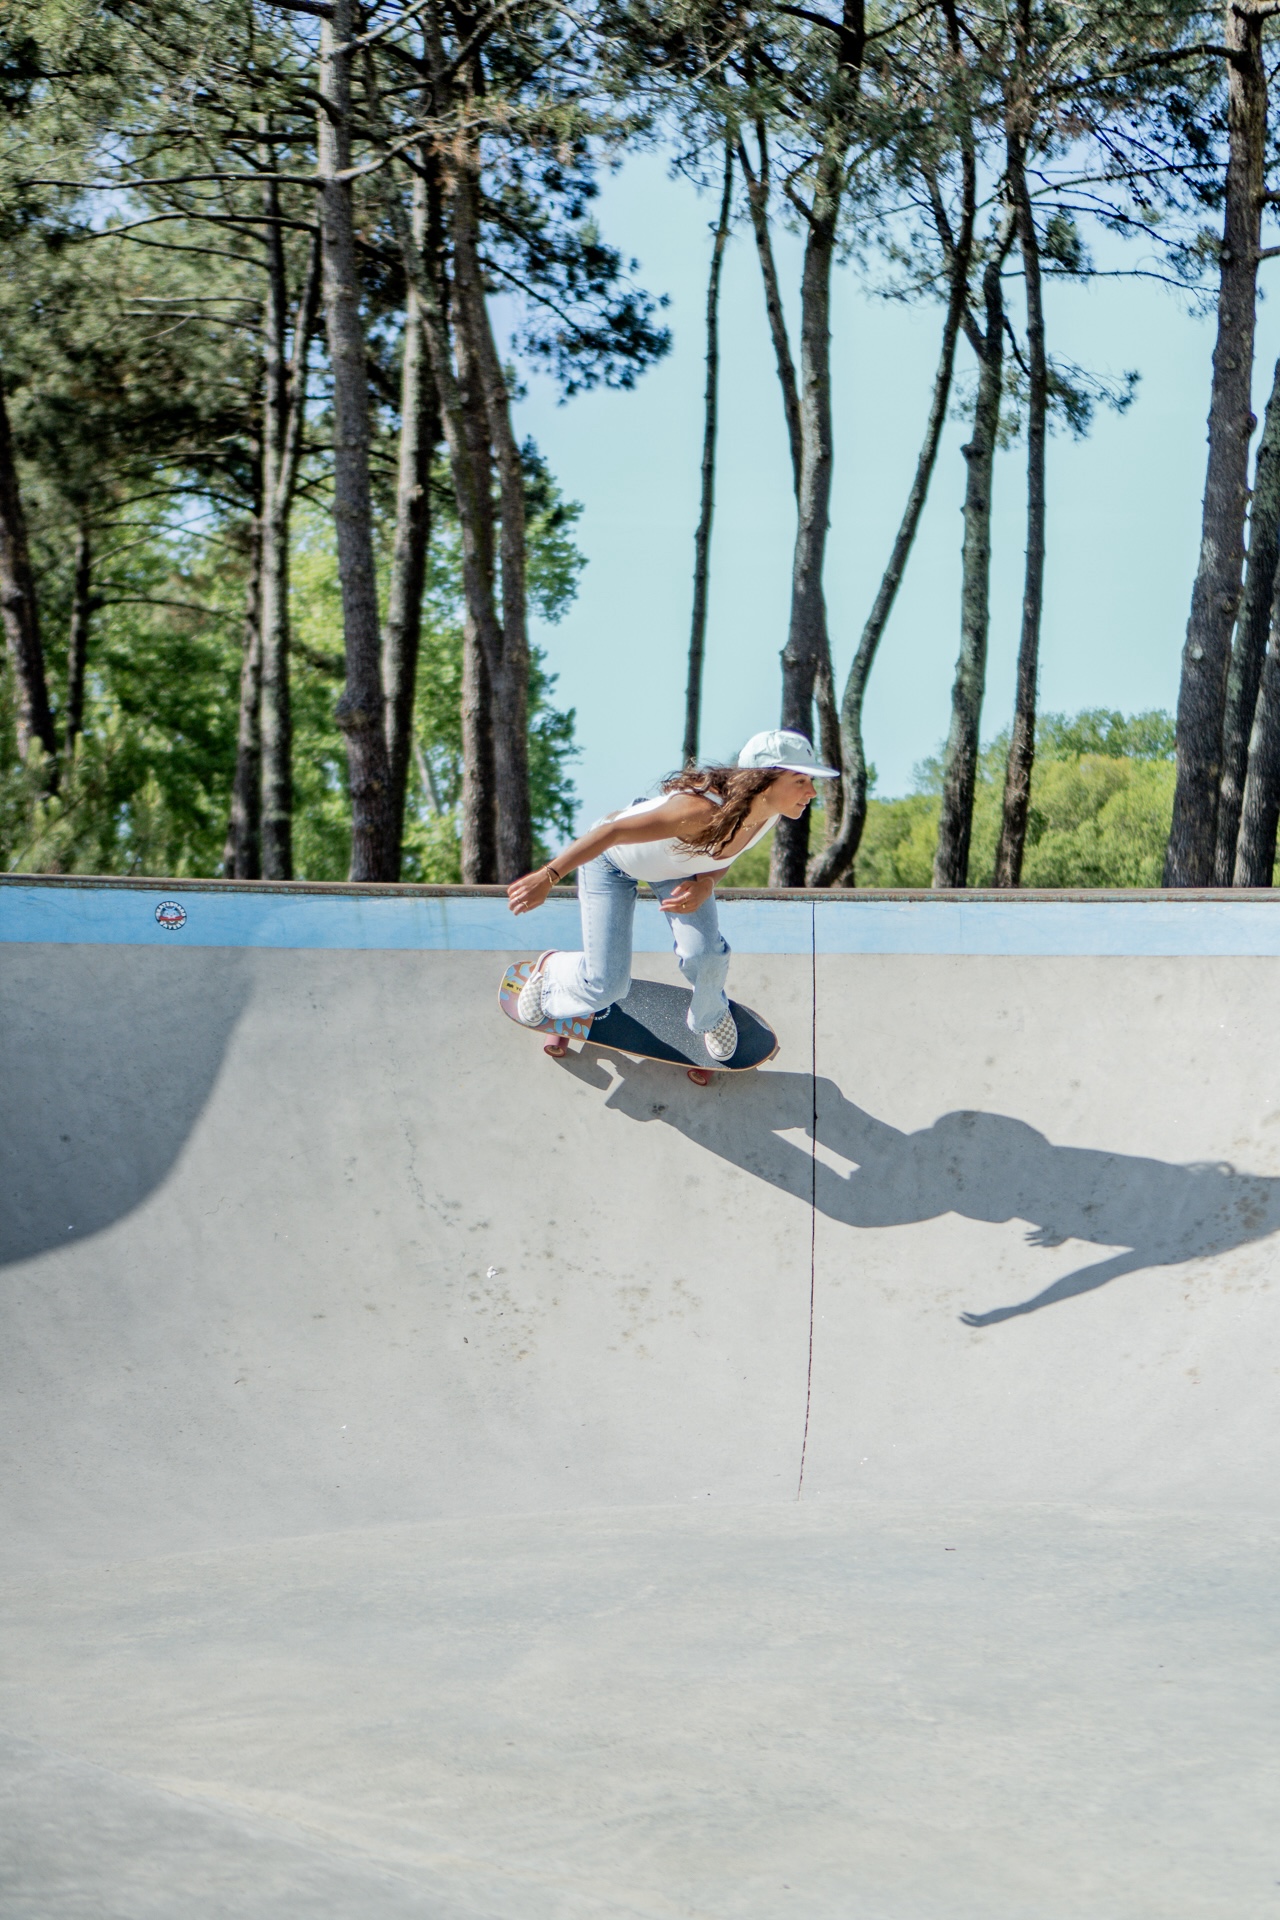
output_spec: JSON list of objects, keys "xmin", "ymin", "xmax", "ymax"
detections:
[
  {"xmin": 739, "ymin": 126, "xmax": 842, "ymax": 847},
  {"xmin": 413, "ymin": 258, "xmax": 504, "ymax": 879},
  {"xmin": 368, "ymin": 84, "xmax": 510, "ymax": 880},
  {"xmin": 933, "ymin": 231, "xmax": 1010, "ymax": 889},
  {"xmin": 1216, "ymin": 352, "xmax": 1280, "ymax": 881},
  {"xmin": 460, "ymin": 612, "xmax": 496, "ymax": 880},
  {"xmin": 737, "ymin": 125, "xmax": 803, "ymax": 497},
  {"xmin": 317, "ymin": 0, "xmax": 396, "ymax": 883},
  {"xmin": 812, "ymin": 647, "xmax": 843, "ymax": 826},
  {"xmin": 227, "ymin": 208, "xmax": 316, "ymax": 884},
  {"xmin": 443, "ymin": 192, "xmax": 504, "ymax": 881},
  {"xmin": 383, "ymin": 166, "xmax": 440, "ymax": 874},
  {"xmin": 0, "ymin": 361, "xmax": 57, "ymax": 778},
  {"xmin": 993, "ymin": 133, "xmax": 1048, "ymax": 889},
  {"xmin": 1235, "ymin": 634, "xmax": 1280, "ymax": 884},
  {"xmin": 452, "ymin": 164, "xmax": 532, "ymax": 879},
  {"xmin": 771, "ymin": 156, "xmax": 840, "ymax": 888},
  {"xmin": 1233, "ymin": 562, "xmax": 1280, "ymax": 883},
  {"xmin": 1165, "ymin": 0, "xmax": 1267, "ymax": 886},
  {"xmin": 683, "ymin": 138, "xmax": 733, "ymax": 767},
  {"xmin": 224, "ymin": 511, "xmax": 263, "ymax": 880},
  {"xmin": 809, "ymin": 141, "xmax": 976, "ymax": 888},
  {"xmin": 259, "ymin": 154, "xmax": 294, "ymax": 880},
  {"xmin": 64, "ymin": 509, "xmax": 92, "ymax": 753}
]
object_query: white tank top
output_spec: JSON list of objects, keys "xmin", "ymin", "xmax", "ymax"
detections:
[{"xmin": 606, "ymin": 792, "xmax": 772, "ymax": 884}]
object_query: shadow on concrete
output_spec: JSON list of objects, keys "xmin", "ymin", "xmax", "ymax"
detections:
[
  {"xmin": 0, "ymin": 948, "xmax": 250, "ymax": 1268},
  {"xmin": 557, "ymin": 1050, "xmax": 1280, "ymax": 1323}
]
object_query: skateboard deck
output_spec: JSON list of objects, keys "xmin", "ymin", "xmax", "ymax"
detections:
[{"xmin": 499, "ymin": 961, "xmax": 778, "ymax": 1076}]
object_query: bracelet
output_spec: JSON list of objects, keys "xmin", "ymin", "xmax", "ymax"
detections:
[{"xmin": 544, "ymin": 864, "xmax": 561, "ymax": 885}]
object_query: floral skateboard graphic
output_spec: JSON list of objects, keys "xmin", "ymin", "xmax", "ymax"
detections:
[
  {"xmin": 499, "ymin": 960, "xmax": 778, "ymax": 1086},
  {"xmin": 498, "ymin": 959, "xmax": 595, "ymax": 1049}
]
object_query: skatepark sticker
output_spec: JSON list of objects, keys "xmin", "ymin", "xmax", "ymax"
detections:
[{"xmin": 155, "ymin": 900, "xmax": 187, "ymax": 932}]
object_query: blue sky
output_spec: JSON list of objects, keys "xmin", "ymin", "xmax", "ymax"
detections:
[{"xmin": 510, "ymin": 148, "xmax": 1280, "ymax": 828}]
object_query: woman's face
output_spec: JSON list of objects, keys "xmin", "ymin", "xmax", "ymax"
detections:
[{"xmin": 769, "ymin": 770, "xmax": 819, "ymax": 818}]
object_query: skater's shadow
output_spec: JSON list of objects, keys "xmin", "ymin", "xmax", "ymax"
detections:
[{"xmin": 555, "ymin": 1050, "xmax": 1280, "ymax": 1324}]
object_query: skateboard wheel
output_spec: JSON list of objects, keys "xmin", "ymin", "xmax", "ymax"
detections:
[
  {"xmin": 544, "ymin": 1037, "xmax": 570, "ymax": 1058},
  {"xmin": 687, "ymin": 1068, "xmax": 711, "ymax": 1087}
]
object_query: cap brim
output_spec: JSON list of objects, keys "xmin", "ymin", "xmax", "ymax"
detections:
[{"xmin": 754, "ymin": 759, "xmax": 840, "ymax": 777}]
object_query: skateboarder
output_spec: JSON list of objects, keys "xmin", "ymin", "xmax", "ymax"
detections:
[{"xmin": 506, "ymin": 730, "xmax": 837, "ymax": 1062}]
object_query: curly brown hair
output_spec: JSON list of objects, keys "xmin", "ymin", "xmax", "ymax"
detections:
[{"xmin": 659, "ymin": 765, "xmax": 782, "ymax": 857}]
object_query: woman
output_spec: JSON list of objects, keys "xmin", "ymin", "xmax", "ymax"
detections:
[{"xmin": 506, "ymin": 729, "xmax": 836, "ymax": 1061}]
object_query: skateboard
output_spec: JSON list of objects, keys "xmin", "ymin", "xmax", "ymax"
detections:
[{"xmin": 499, "ymin": 960, "xmax": 779, "ymax": 1085}]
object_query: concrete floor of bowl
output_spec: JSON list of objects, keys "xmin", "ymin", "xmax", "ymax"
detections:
[{"xmin": 2, "ymin": 1500, "xmax": 1276, "ymax": 1920}]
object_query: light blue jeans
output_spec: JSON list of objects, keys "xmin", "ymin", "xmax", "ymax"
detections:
[{"xmin": 539, "ymin": 854, "xmax": 731, "ymax": 1033}]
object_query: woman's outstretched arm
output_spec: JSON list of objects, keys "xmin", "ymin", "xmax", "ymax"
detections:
[{"xmin": 506, "ymin": 793, "xmax": 719, "ymax": 916}]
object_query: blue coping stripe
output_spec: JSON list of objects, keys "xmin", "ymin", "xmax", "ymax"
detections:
[
  {"xmin": 4, "ymin": 881, "xmax": 1280, "ymax": 955},
  {"xmin": 811, "ymin": 897, "xmax": 1280, "ymax": 957}
]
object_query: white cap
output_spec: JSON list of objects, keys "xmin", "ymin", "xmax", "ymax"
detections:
[{"xmin": 737, "ymin": 728, "xmax": 838, "ymax": 777}]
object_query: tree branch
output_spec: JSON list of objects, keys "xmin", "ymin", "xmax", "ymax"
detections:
[
  {"xmin": 864, "ymin": 0, "xmax": 938, "ymax": 41},
  {"xmin": 96, "ymin": 597, "xmax": 237, "ymax": 618},
  {"xmin": 82, "ymin": 233, "xmax": 261, "ymax": 264},
  {"xmin": 25, "ymin": 170, "xmax": 319, "ymax": 193},
  {"xmin": 1003, "ymin": 314, "xmax": 1030, "ymax": 379},
  {"xmin": 295, "ymin": 642, "xmax": 345, "ymax": 674}
]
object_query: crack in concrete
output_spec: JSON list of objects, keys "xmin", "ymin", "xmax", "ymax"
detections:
[{"xmin": 797, "ymin": 901, "xmax": 817, "ymax": 1500}]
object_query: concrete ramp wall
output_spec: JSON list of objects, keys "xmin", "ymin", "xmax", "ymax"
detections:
[{"xmin": 4, "ymin": 881, "xmax": 1280, "ymax": 1575}]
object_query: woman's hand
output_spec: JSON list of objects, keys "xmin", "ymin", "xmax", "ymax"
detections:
[
  {"xmin": 660, "ymin": 874, "xmax": 715, "ymax": 916},
  {"xmin": 507, "ymin": 867, "xmax": 554, "ymax": 916}
]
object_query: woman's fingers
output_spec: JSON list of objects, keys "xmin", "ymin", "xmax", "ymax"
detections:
[
  {"xmin": 662, "ymin": 881, "xmax": 709, "ymax": 915},
  {"xmin": 507, "ymin": 872, "xmax": 546, "ymax": 915}
]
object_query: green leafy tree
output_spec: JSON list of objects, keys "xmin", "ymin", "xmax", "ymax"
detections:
[
  {"xmin": 1, "ymin": 517, "xmax": 242, "ymax": 874},
  {"xmin": 850, "ymin": 710, "xmax": 1180, "ymax": 889},
  {"xmin": 1, "ymin": 438, "xmax": 583, "ymax": 877},
  {"xmin": 285, "ymin": 452, "xmax": 582, "ymax": 883}
]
